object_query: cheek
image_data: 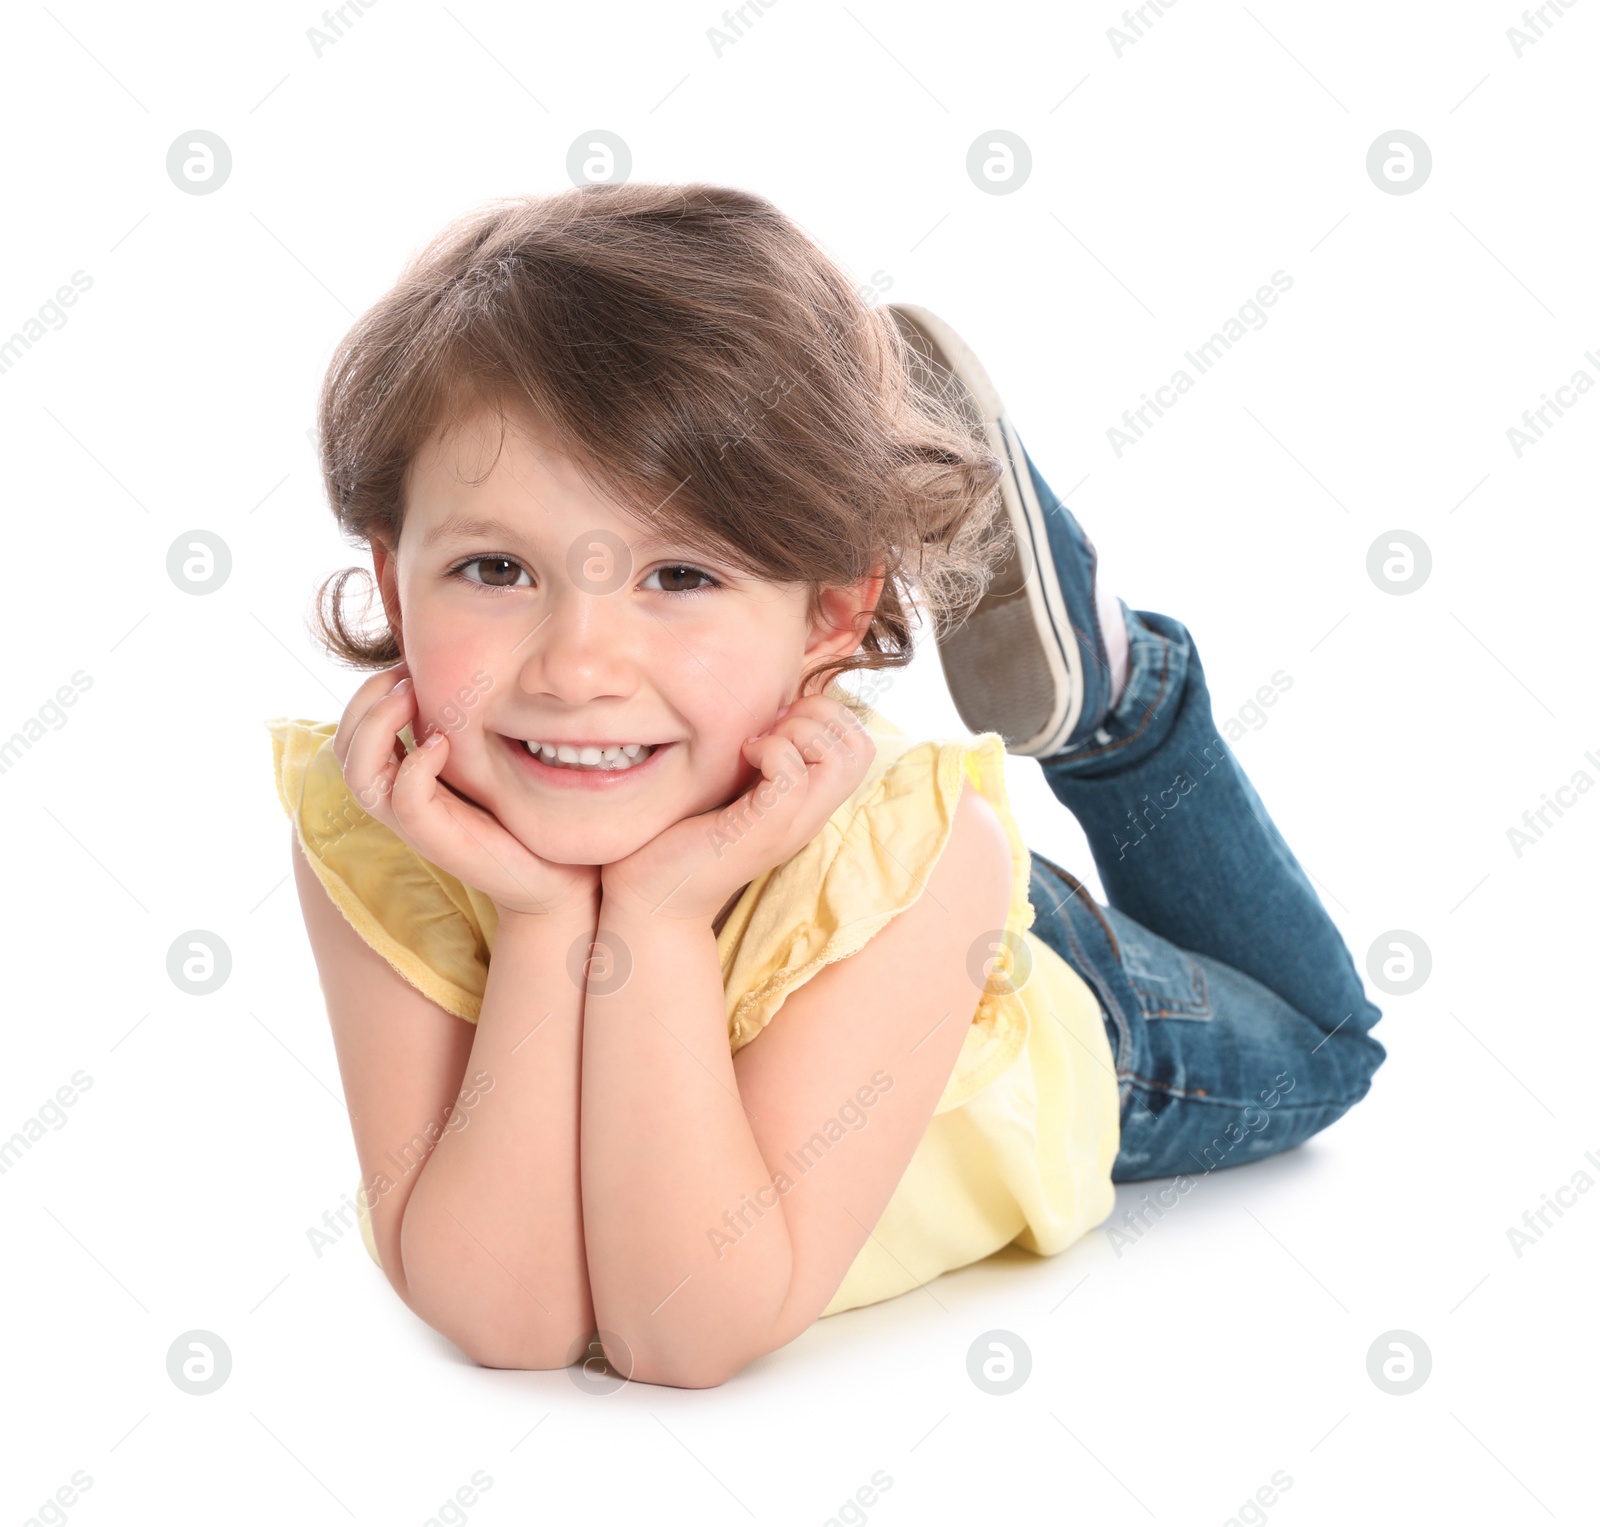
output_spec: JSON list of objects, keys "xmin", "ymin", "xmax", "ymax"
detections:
[
  {"xmin": 405, "ymin": 636, "xmax": 495, "ymax": 736},
  {"xmin": 648, "ymin": 629, "xmax": 784, "ymax": 796},
  {"xmin": 414, "ymin": 678, "xmax": 492, "ymax": 749},
  {"xmin": 674, "ymin": 605, "xmax": 806, "ymax": 705},
  {"xmin": 668, "ymin": 633, "xmax": 789, "ymax": 745}
]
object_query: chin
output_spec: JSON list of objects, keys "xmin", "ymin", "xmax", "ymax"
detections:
[{"xmin": 496, "ymin": 809, "xmax": 663, "ymax": 869}]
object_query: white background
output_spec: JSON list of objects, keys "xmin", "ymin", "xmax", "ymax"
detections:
[{"xmin": 1, "ymin": 1, "xmax": 1595, "ymax": 1523}]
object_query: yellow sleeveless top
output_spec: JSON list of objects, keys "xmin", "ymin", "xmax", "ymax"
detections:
[{"xmin": 265, "ymin": 695, "xmax": 1120, "ymax": 1320}]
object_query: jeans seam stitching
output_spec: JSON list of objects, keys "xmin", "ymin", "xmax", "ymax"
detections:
[
  {"xmin": 1125, "ymin": 1072, "xmax": 1212, "ymax": 1099},
  {"xmin": 1038, "ymin": 856, "xmax": 1121, "ymax": 962},
  {"xmin": 1128, "ymin": 957, "xmax": 1211, "ymax": 1018},
  {"xmin": 1041, "ymin": 874, "xmax": 1136, "ymax": 1082}
]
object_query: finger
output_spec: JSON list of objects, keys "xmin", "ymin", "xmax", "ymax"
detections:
[
  {"xmin": 697, "ymin": 724, "xmax": 866, "ymax": 893},
  {"xmin": 389, "ymin": 726, "xmax": 451, "ymax": 823},
  {"xmin": 387, "ymin": 728, "xmax": 486, "ymax": 864},
  {"xmin": 729, "ymin": 733, "xmax": 830, "ymax": 845},
  {"xmin": 331, "ymin": 661, "xmax": 410, "ymax": 765},
  {"xmin": 387, "ymin": 734, "xmax": 554, "ymax": 913},
  {"xmin": 771, "ymin": 703, "xmax": 870, "ymax": 771},
  {"xmin": 758, "ymin": 708, "xmax": 875, "ymax": 834},
  {"xmin": 341, "ymin": 677, "xmax": 414, "ymax": 783},
  {"xmin": 742, "ymin": 731, "xmax": 810, "ymax": 793},
  {"xmin": 331, "ymin": 660, "xmax": 408, "ymax": 753},
  {"xmin": 341, "ymin": 679, "xmax": 417, "ymax": 822}
]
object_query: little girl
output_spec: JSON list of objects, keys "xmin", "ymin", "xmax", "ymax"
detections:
[{"xmin": 267, "ymin": 182, "xmax": 1385, "ymax": 1389}]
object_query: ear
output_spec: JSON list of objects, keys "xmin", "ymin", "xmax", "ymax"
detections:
[
  {"xmin": 369, "ymin": 534, "xmax": 405, "ymax": 652},
  {"xmin": 800, "ymin": 567, "xmax": 887, "ymax": 697}
]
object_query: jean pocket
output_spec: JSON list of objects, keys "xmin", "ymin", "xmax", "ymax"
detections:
[{"xmin": 1104, "ymin": 908, "xmax": 1213, "ymax": 1021}]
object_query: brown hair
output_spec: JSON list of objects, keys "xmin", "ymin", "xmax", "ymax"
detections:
[{"xmin": 309, "ymin": 181, "xmax": 1006, "ymax": 699}]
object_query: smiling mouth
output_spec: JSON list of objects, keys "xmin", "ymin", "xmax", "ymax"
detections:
[{"xmin": 500, "ymin": 732, "xmax": 668, "ymax": 778}]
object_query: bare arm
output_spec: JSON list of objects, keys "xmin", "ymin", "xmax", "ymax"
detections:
[
  {"xmin": 289, "ymin": 823, "xmax": 598, "ymax": 1369},
  {"xmin": 580, "ymin": 780, "xmax": 1011, "ymax": 1388},
  {"xmin": 399, "ymin": 896, "xmax": 599, "ymax": 1368}
]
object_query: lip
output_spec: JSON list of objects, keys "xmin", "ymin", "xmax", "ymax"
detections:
[{"xmin": 498, "ymin": 731, "xmax": 674, "ymax": 789}]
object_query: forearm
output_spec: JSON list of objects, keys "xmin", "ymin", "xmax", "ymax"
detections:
[
  {"xmin": 580, "ymin": 902, "xmax": 791, "ymax": 1387},
  {"xmin": 400, "ymin": 897, "xmax": 598, "ymax": 1368}
]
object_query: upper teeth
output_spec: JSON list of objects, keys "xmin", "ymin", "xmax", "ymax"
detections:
[{"xmin": 523, "ymin": 740, "xmax": 652, "ymax": 770}]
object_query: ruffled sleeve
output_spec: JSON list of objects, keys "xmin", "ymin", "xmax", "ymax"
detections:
[{"xmin": 265, "ymin": 717, "xmax": 495, "ymax": 1023}]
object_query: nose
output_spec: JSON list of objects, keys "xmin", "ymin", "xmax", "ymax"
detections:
[{"xmin": 516, "ymin": 585, "xmax": 638, "ymax": 707}]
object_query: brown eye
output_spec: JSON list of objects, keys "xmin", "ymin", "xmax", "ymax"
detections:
[
  {"xmin": 645, "ymin": 564, "xmax": 716, "ymax": 594},
  {"xmin": 457, "ymin": 556, "xmax": 531, "ymax": 589}
]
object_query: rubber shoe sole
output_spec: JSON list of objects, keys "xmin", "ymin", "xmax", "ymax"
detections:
[{"xmin": 886, "ymin": 302, "xmax": 1084, "ymax": 757}]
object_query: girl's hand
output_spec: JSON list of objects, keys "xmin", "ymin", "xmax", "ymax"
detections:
[
  {"xmin": 599, "ymin": 693, "xmax": 876, "ymax": 925},
  {"xmin": 332, "ymin": 662, "xmax": 601, "ymax": 919}
]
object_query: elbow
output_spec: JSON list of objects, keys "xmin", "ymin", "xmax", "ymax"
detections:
[
  {"xmin": 420, "ymin": 1289, "xmax": 596, "ymax": 1372},
  {"xmin": 627, "ymin": 1351, "xmax": 743, "ymax": 1390},
  {"xmin": 405, "ymin": 1282, "xmax": 590, "ymax": 1372},
  {"xmin": 438, "ymin": 1292, "xmax": 604, "ymax": 1374},
  {"xmin": 610, "ymin": 1326, "xmax": 777, "ymax": 1390},
  {"xmin": 458, "ymin": 1329, "xmax": 580, "ymax": 1373},
  {"xmin": 398, "ymin": 1223, "xmax": 592, "ymax": 1373},
  {"xmin": 586, "ymin": 1270, "xmax": 795, "ymax": 1388}
]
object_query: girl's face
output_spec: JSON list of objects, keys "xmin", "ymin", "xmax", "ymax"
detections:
[{"xmin": 372, "ymin": 405, "xmax": 880, "ymax": 867}]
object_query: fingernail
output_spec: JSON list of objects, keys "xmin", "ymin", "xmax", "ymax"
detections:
[
  {"xmin": 420, "ymin": 731, "xmax": 443, "ymax": 749},
  {"xmin": 393, "ymin": 677, "xmax": 412, "ymax": 694}
]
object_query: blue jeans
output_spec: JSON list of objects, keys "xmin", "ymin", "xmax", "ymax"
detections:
[{"xmin": 1018, "ymin": 490, "xmax": 1385, "ymax": 1183}]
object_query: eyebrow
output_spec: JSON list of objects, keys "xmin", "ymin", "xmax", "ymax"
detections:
[{"xmin": 419, "ymin": 514, "xmax": 531, "ymax": 550}]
